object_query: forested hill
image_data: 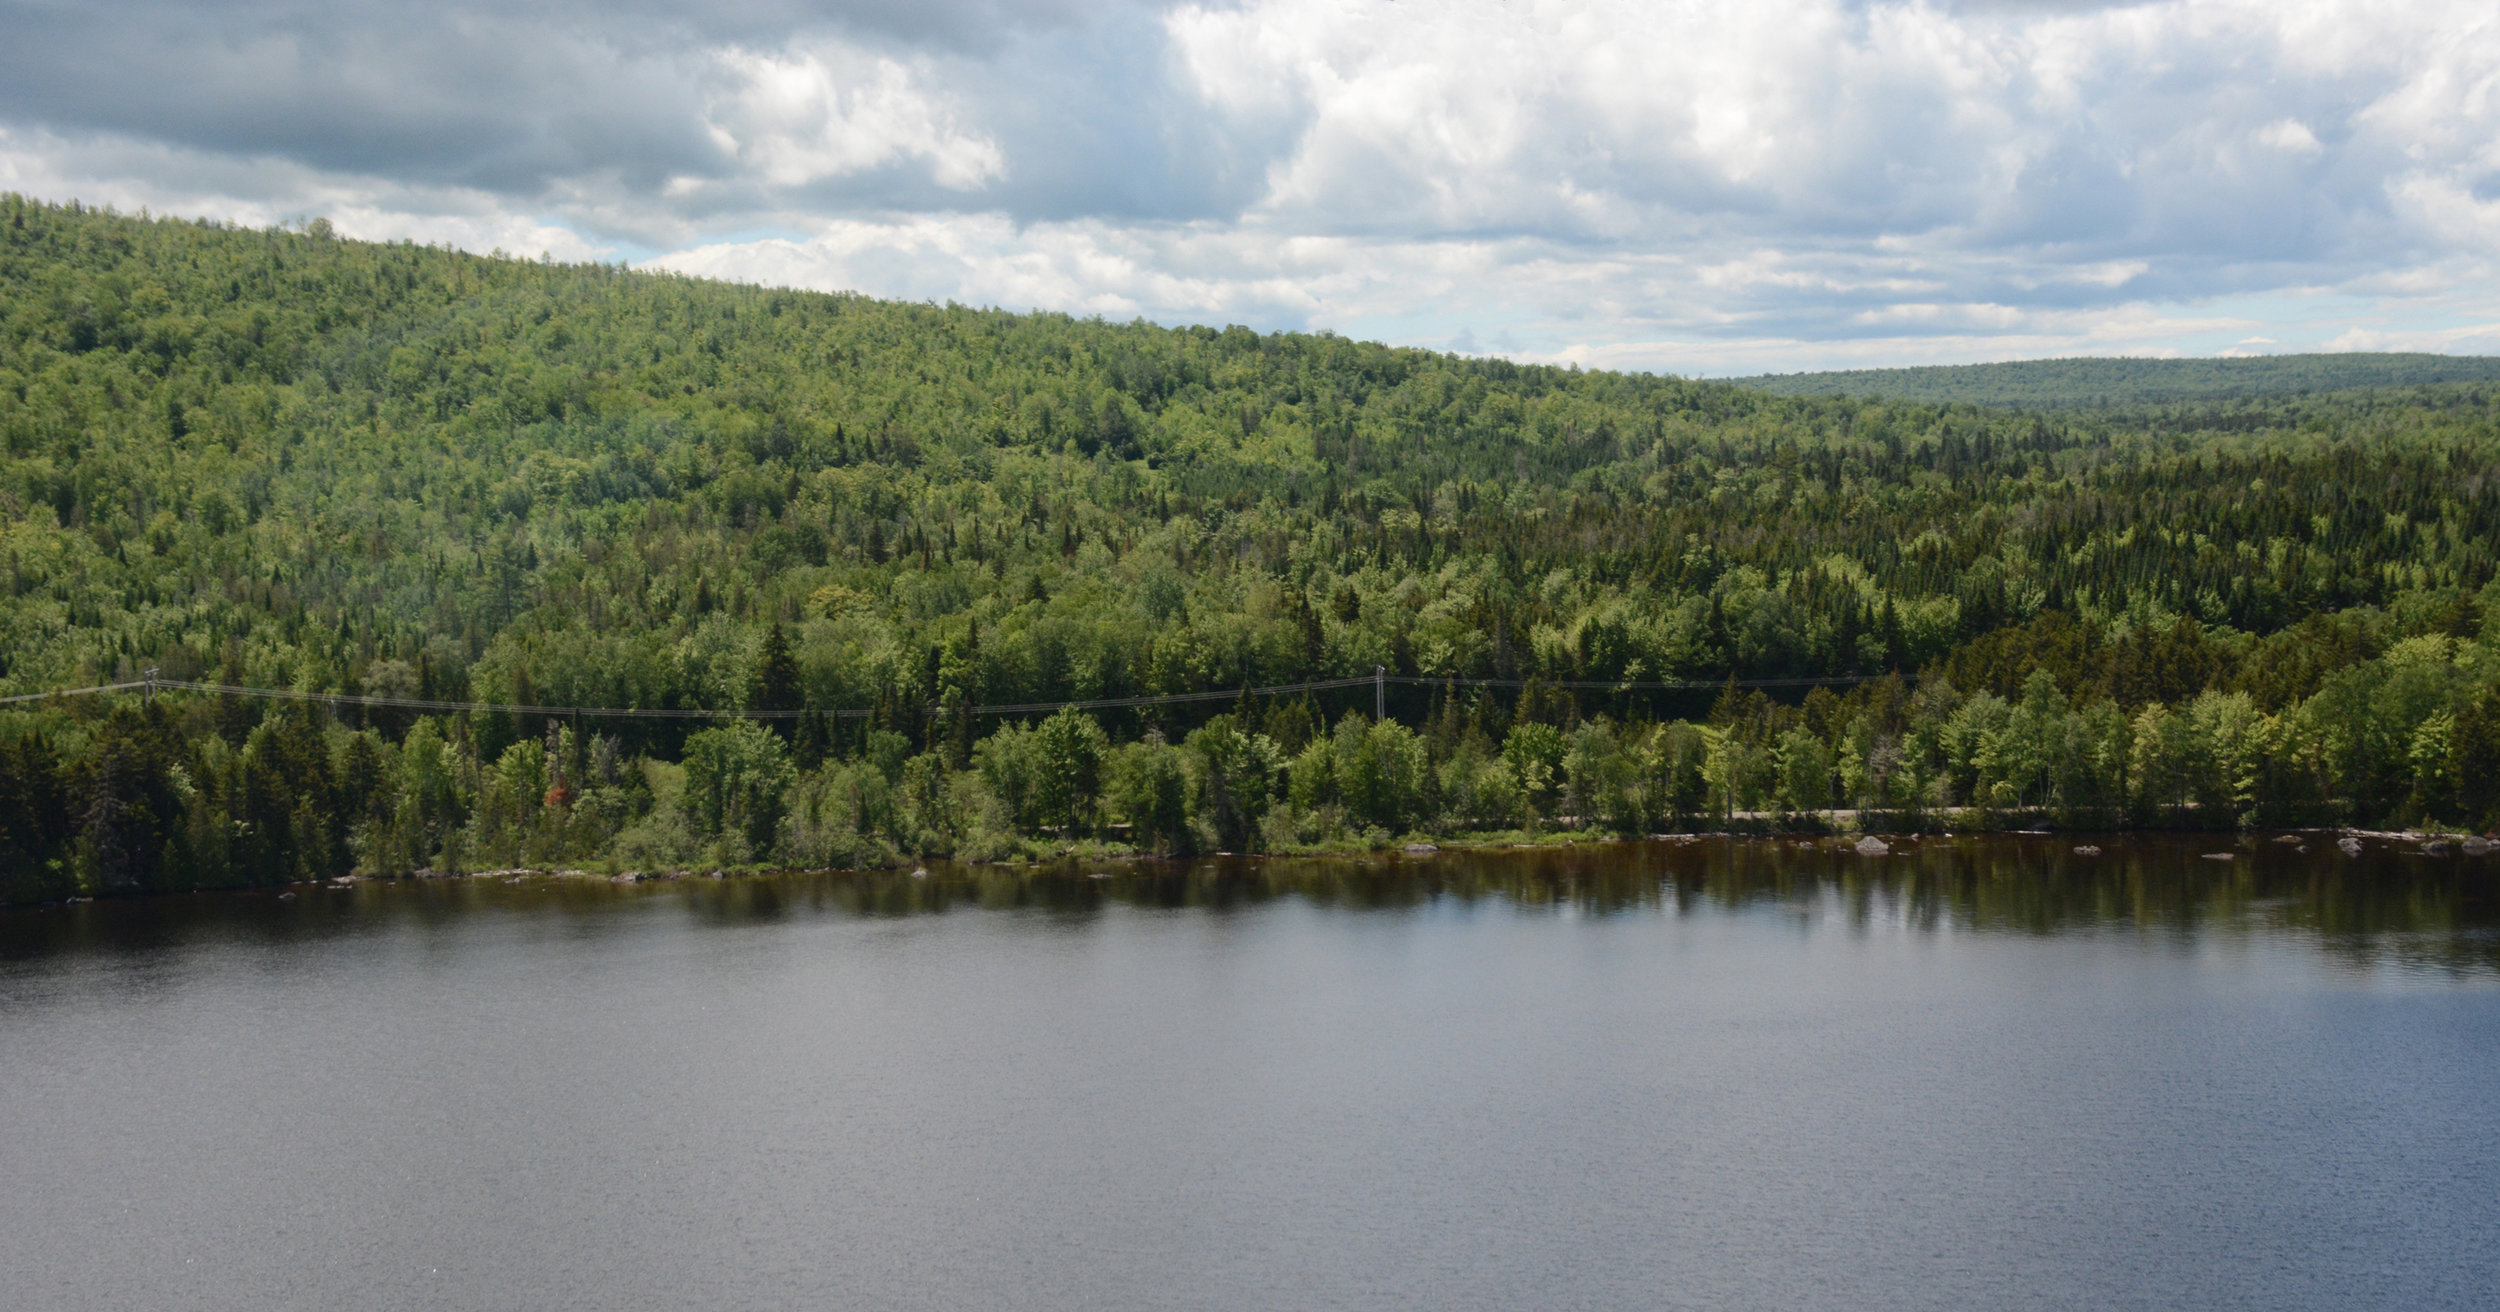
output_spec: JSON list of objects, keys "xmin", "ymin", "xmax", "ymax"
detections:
[
  {"xmin": 1736, "ymin": 353, "xmax": 2500, "ymax": 407},
  {"xmin": 7, "ymin": 195, "xmax": 2500, "ymax": 904}
]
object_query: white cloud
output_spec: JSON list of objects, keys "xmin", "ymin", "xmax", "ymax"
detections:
[
  {"xmin": 1166, "ymin": 0, "xmax": 2035, "ymax": 238},
  {"xmin": 2390, "ymin": 174, "xmax": 2500, "ymax": 254},
  {"xmin": 703, "ymin": 44, "xmax": 1003, "ymax": 192},
  {"xmin": 0, "ymin": 125, "xmax": 610, "ymax": 261},
  {"xmin": 653, "ymin": 214, "xmax": 1350, "ymax": 323},
  {"xmin": 2256, "ymin": 119, "xmax": 2323, "ymax": 156},
  {"xmin": 643, "ymin": 207, "xmax": 2500, "ymax": 374},
  {"xmin": 2323, "ymin": 322, "xmax": 2500, "ymax": 353},
  {"xmin": 7, "ymin": 0, "xmax": 2500, "ymax": 369}
]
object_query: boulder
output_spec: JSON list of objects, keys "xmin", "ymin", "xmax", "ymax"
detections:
[
  {"xmin": 1854, "ymin": 836, "xmax": 1890, "ymax": 856},
  {"xmin": 2338, "ymin": 836, "xmax": 2364, "ymax": 856}
]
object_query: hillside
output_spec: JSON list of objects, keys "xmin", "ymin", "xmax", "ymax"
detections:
[
  {"xmin": 1735, "ymin": 353, "xmax": 2500, "ymax": 407},
  {"xmin": 6, "ymin": 196, "xmax": 2500, "ymax": 902}
]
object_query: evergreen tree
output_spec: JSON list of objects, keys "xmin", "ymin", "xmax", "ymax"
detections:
[
  {"xmin": 6, "ymin": 194, "xmax": 2500, "ymax": 900},
  {"xmin": 753, "ymin": 622, "xmax": 803, "ymax": 734}
]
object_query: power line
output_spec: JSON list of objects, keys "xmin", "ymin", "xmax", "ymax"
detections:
[
  {"xmin": 0, "ymin": 680, "xmax": 152, "ymax": 706},
  {"xmin": 945, "ymin": 676, "xmax": 1380, "ymax": 717},
  {"xmin": 1393, "ymin": 675, "xmax": 1868, "ymax": 691},
  {"xmin": 157, "ymin": 678, "xmax": 801, "ymax": 720},
  {"xmin": 1, "ymin": 669, "xmax": 1871, "ymax": 722}
]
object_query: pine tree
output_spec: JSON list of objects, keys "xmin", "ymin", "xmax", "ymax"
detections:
[{"xmin": 753, "ymin": 623, "xmax": 802, "ymax": 737}]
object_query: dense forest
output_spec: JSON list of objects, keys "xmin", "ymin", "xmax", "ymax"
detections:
[
  {"xmin": 1741, "ymin": 353, "xmax": 2500, "ymax": 407},
  {"xmin": 7, "ymin": 196, "xmax": 2500, "ymax": 904}
]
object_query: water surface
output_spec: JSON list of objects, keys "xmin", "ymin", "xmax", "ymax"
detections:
[{"xmin": 5, "ymin": 835, "xmax": 2497, "ymax": 1311}]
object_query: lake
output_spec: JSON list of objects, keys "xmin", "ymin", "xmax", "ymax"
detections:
[{"xmin": 4, "ymin": 834, "xmax": 2496, "ymax": 1311}]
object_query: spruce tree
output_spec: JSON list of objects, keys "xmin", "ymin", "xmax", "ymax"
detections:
[{"xmin": 753, "ymin": 623, "xmax": 802, "ymax": 737}]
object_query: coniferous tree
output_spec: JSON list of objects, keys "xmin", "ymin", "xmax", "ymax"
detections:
[
  {"xmin": 753, "ymin": 623, "xmax": 802, "ymax": 732},
  {"xmin": 7, "ymin": 195, "xmax": 2500, "ymax": 899}
]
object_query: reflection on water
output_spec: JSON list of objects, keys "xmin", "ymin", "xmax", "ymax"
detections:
[
  {"xmin": 9, "ymin": 834, "xmax": 2495, "ymax": 975},
  {"xmin": 6, "ymin": 833, "xmax": 2498, "ymax": 1312}
]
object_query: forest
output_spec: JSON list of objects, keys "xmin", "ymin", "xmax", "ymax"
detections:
[
  {"xmin": 1741, "ymin": 352, "xmax": 2500, "ymax": 407},
  {"xmin": 6, "ymin": 195, "xmax": 2500, "ymax": 904}
]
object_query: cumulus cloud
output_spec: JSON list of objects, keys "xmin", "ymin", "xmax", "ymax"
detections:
[
  {"xmin": 2, "ymin": 0, "xmax": 2497, "ymax": 370},
  {"xmin": 702, "ymin": 44, "xmax": 1003, "ymax": 191}
]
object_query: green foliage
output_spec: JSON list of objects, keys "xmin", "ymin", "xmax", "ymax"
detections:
[
  {"xmin": 780, "ymin": 761, "xmax": 898, "ymax": 869},
  {"xmin": 682, "ymin": 720, "xmax": 793, "ymax": 858},
  {"xmin": 1775, "ymin": 724, "xmax": 1835, "ymax": 815},
  {"xmin": 752, "ymin": 623, "xmax": 801, "ymax": 719},
  {"xmin": 74, "ymin": 704, "xmax": 184, "ymax": 892},
  {"xmin": 7, "ymin": 196, "xmax": 2500, "ymax": 902},
  {"xmin": 1503, "ymin": 721, "xmax": 1566, "ymax": 817},
  {"xmin": 0, "ymin": 730, "xmax": 74, "ymax": 902},
  {"xmin": 1185, "ymin": 715, "xmax": 1282, "ymax": 852},
  {"xmin": 1032, "ymin": 707, "xmax": 1107, "ymax": 835},
  {"xmin": 1741, "ymin": 353, "xmax": 2500, "ymax": 407},
  {"xmin": 1335, "ymin": 714, "xmax": 1430, "ymax": 835},
  {"xmin": 1108, "ymin": 737, "xmax": 1193, "ymax": 854}
]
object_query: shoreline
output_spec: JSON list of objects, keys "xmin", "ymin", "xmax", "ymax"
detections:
[{"xmin": 15, "ymin": 825, "xmax": 2496, "ymax": 913}]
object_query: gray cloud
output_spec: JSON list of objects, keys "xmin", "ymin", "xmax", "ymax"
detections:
[
  {"xmin": 3, "ymin": 0, "xmax": 2495, "ymax": 369},
  {"xmin": 0, "ymin": 5, "xmax": 713, "ymax": 194},
  {"xmin": 0, "ymin": 2, "xmax": 1183, "ymax": 225}
]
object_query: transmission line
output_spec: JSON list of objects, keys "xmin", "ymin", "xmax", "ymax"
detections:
[
  {"xmin": 0, "ymin": 680, "xmax": 153, "ymax": 706},
  {"xmin": 1, "ymin": 669, "xmax": 1869, "ymax": 722}
]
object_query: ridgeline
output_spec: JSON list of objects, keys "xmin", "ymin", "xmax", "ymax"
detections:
[
  {"xmin": 1734, "ymin": 352, "xmax": 2500, "ymax": 407},
  {"xmin": 6, "ymin": 195, "xmax": 2500, "ymax": 902}
]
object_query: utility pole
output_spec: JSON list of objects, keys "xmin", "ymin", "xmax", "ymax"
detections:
[
  {"xmin": 1375, "ymin": 664, "xmax": 1385, "ymax": 722},
  {"xmin": 143, "ymin": 666, "xmax": 158, "ymax": 706}
]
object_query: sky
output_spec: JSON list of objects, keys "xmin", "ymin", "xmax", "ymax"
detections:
[{"xmin": 3, "ymin": 0, "xmax": 2497, "ymax": 374}]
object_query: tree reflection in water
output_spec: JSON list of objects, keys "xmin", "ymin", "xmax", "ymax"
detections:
[{"xmin": 7, "ymin": 835, "xmax": 2493, "ymax": 978}]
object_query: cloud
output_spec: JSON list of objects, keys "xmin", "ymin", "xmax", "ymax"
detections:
[
  {"xmin": 0, "ymin": 5, "xmax": 718, "ymax": 198},
  {"xmin": 2255, "ymin": 119, "xmax": 2323, "ymax": 157},
  {"xmin": 702, "ymin": 44, "xmax": 1003, "ymax": 191},
  {"xmin": 2, "ymin": 0, "xmax": 2498, "ymax": 370},
  {"xmin": 0, "ymin": 125, "xmax": 612, "ymax": 261},
  {"xmin": 643, "ymin": 209, "xmax": 2442, "ymax": 374}
]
